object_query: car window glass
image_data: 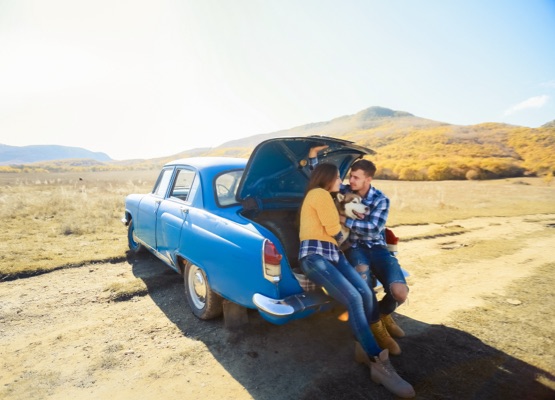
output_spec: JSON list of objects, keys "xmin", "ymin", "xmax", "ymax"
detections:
[
  {"xmin": 153, "ymin": 168, "xmax": 173, "ymax": 197},
  {"xmin": 170, "ymin": 169, "xmax": 196, "ymax": 202},
  {"xmin": 215, "ymin": 170, "xmax": 243, "ymax": 206}
]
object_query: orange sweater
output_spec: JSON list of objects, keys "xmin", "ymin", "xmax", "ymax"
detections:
[{"xmin": 299, "ymin": 188, "xmax": 342, "ymax": 245}]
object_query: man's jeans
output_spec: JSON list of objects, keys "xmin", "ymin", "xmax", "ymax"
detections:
[
  {"xmin": 300, "ymin": 253, "xmax": 382, "ymax": 356},
  {"xmin": 347, "ymin": 245, "xmax": 407, "ymax": 316}
]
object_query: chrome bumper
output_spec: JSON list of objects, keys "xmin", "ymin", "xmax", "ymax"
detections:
[{"xmin": 252, "ymin": 291, "xmax": 332, "ymax": 317}]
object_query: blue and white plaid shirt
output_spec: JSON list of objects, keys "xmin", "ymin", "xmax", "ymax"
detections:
[
  {"xmin": 344, "ymin": 186, "xmax": 388, "ymax": 248},
  {"xmin": 298, "ymin": 239, "xmax": 341, "ymax": 263}
]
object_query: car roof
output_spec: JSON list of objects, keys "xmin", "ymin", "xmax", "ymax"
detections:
[{"xmin": 164, "ymin": 157, "xmax": 247, "ymax": 170}]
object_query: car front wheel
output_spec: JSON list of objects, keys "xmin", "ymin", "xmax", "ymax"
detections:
[
  {"xmin": 127, "ymin": 220, "xmax": 145, "ymax": 254},
  {"xmin": 184, "ymin": 263, "xmax": 223, "ymax": 320}
]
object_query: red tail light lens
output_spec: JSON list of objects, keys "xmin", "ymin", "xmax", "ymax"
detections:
[
  {"xmin": 264, "ymin": 240, "xmax": 282, "ymax": 264},
  {"xmin": 263, "ymin": 240, "xmax": 282, "ymax": 282}
]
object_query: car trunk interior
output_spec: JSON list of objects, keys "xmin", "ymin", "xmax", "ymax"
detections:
[{"xmin": 241, "ymin": 208, "xmax": 302, "ymax": 274}]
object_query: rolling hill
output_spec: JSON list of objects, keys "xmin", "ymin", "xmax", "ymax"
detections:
[
  {"xmin": 2, "ymin": 106, "xmax": 554, "ymax": 180},
  {"xmin": 0, "ymin": 144, "xmax": 111, "ymax": 165}
]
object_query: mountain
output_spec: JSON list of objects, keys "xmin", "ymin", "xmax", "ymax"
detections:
[
  {"xmin": 204, "ymin": 106, "xmax": 554, "ymax": 180},
  {"xmin": 218, "ymin": 106, "xmax": 440, "ymax": 150},
  {"xmin": 0, "ymin": 144, "xmax": 112, "ymax": 165}
]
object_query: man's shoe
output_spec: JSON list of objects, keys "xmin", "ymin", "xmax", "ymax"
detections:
[
  {"xmin": 381, "ymin": 313, "xmax": 406, "ymax": 338},
  {"xmin": 371, "ymin": 319, "xmax": 401, "ymax": 355}
]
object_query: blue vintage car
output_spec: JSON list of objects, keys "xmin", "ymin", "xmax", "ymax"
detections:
[{"xmin": 122, "ymin": 136, "xmax": 375, "ymax": 325}]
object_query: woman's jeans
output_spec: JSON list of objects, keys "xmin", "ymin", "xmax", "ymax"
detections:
[
  {"xmin": 347, "ymin": 245, "xmax": 407, "ymax": 316},
  {"xmin": 300, "ymin": 253, "xmax": 382, "ymax": 357}
]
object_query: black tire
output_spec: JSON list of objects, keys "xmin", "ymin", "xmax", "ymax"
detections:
[
  {"xmin": 184, "ymin": 263, "xmax": 223, "ymax": 320},
  {"xmin": 127, "ymin": 219, "xmax": 145, "ymax": 254}
]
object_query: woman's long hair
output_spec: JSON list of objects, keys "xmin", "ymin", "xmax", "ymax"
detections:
[
  {"xmin": 296, "ymin": 163, "xmax": 339, "ymax": 230},
  {"xmin": 305, "ymin": 163, "xmax": 339, "ymax": 193}
]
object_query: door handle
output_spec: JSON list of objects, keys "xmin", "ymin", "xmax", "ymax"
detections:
[{"xmin": 180, "ymin": 207, "xmax": 189, "ymax": 215}]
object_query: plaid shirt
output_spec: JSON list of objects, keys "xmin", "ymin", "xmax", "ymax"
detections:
[
  {"xmin": 309, "ymin": 156, "xmax": 388, "ymax": 249},
  {"xmin": 345, "ymin": 186, "xmax": 388, "ymax": 248},
  {"xmin": 298, "ymin": 239, "xmax": 341, "ymax": 263}
]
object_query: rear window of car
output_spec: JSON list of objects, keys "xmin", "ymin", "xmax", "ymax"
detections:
[{"xmin": 215, "ymin": 170, "xmax": 243, "ymax": 207}]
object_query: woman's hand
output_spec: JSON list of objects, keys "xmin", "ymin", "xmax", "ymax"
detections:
[{"xmin": 308, "ymin": 145, "xmax": 329, "ymax": 158}]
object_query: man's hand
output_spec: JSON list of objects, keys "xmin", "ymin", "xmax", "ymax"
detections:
[{"xmin": 308, "ymin": 145, "xmax": 329, "ymax": 158}]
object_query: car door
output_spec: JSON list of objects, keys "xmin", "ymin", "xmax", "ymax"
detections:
[
  {"xmin": 155, "ymin": 167, "xmax": 199, "ymax": 267},
  {"xmin": 135, "ymin": 167, "xmax": 174, "ymax": 250}
]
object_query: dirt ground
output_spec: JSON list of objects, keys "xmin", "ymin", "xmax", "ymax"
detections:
[{"xmin": 1, "ymin": 213, "xmax": 554, "ymax": 400}]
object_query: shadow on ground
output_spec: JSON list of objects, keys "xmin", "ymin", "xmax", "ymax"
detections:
[{"xmin": 130, "ymin": 253, "xmax": 554, "ymax": 400}]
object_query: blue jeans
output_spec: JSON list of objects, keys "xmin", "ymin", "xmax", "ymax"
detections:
[
  {"xmin": 300, "ymin": 253, "xmax": 382, "ymax": 357},
  {"xmin": 347, "ymin": 245, "xmax": 407, "ymax": 316}
]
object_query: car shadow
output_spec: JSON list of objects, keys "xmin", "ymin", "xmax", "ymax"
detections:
[{"xmin": 129, "ymin": 254, "xmax": 555, "ymax": 400}]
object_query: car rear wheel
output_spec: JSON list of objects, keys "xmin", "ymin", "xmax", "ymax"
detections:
[
  {"xmin": 184, "ymin": 263, "xmax": 223, "ymax": 320},
  {"xmin": 127, "ymin": 220, "xmax": 145, "ymax": 254}
]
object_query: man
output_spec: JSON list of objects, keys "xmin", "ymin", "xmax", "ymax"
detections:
[{"xmin": 309, "ymin": 146, "xmax": 408, "ymax": 355}]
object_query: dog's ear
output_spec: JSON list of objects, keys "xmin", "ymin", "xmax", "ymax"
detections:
[{"xmin": 336, "ymin": 193, "xmax": 345, "ymax": 202}]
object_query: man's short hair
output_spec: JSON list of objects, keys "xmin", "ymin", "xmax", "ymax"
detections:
[{"xmin": 351, "ymin": 159, "xmax": 377, "ymax": 178}]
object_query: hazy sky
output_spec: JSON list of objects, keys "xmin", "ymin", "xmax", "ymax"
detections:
[{"xmin": 1, "ymin": 0, "xmax": 554, "ymax": 160}]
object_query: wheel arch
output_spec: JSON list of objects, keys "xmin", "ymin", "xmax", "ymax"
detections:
[
  {"xmin": 177, "ymin": 256, "xmax": 189, "ymax": 275},
  {"xmin": 122, "ymin": 210, "xmax": 133, "ymax": 226}
]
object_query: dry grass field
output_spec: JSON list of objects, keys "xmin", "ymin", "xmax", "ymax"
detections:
[
  {"xmin": 1, "ymin": 170, "xmax": 554, "ymax": 399},
  {"xmin": 0, "ymin": 170, "xmax": 158, "ymax": 280},
  {"xmin": 1, "ymin": 171, "xmax": 552, "ymax": 280}
]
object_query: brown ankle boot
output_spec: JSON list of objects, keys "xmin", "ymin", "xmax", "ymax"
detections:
[
  {"xmin": 354, "ymin": 342, "xmax": 415, "ymax": 398},
  {"xmin": 371, "ymin": 319, "xmax": 401, "ymax": 355},
  {"xmin": 381, "ymin": 313, "xmax": 406, "ymax": 338}
]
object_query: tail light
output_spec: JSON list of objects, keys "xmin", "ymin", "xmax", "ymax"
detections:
[{"xmin": 263, "ymin": 239, "xmax": 282, "ymax": 282}]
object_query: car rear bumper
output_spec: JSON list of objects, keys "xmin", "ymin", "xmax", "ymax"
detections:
[{"xmin": 252, "ymin": 291, "xmax": 334, "ymax": 325}]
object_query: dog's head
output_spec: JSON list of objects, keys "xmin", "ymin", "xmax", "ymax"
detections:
[{"xmin": 335, "ymin": 193, "xmax": 370, "ymax": 220}]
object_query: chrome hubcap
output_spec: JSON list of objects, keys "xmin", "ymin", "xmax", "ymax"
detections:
[{"xmin": 188, "ymin": 266, "xmax": 206, "ymax": 309}]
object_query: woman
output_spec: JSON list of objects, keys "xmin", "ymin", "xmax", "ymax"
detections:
[{"xmin": 298, "ymin": 163, "xmax": 415, "ymax": 398}]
